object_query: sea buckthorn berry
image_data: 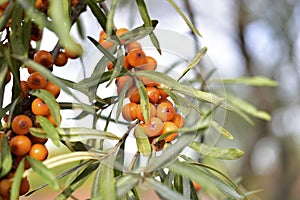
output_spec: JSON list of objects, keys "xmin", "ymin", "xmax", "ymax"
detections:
[
  {"xmin": 29, "ymin": 133, "xmax": 48, "ymax": 144},
  {"xmin": 0, "ymin": 179, "xmax": 11, "ymax": 199},
  {"xmin": 100, "ymin": 40, "xmax": 114, "ymax": 50},
  {"xmin": 11, "ymin": 115, "xmax": 33, "ymax": 135},
  {"xmin": 126, "ymin": 41, "xmax": 142, "ymax": 52},
  {"xmin": 29, "ymin": 143, "xmax": 48, "ymax": 161},
  {"xmin": 99, "ymin": 30, "xmax": 107, "ymax": 44},
  {"xmin": 136, "ymin": 56, "xmax": 157, "ymax": 71},
  {"xmin": 54, "ymin": 52, "xmax": 68, "ymax": 66},
  {"xmin": 65, "ymin": 48, "xmax": 80, "ymax": 59},
  {"xmin": 31, "ymin": 98, "xmax": 50, "ymax": 116},
  {"xmin": 27, "ymin": 72, "xmax": 47, "ymax": 89},
  {"xmin": 27, "ymin": 67, "xmax": 35, "ymax": 74},
  {"xmin": 34, "ymin": 50, "xmax": 53, "ymax": 68},
  {"xmin": 122, "ymin": 102, "xmax": 138, "ymax": 121},
  {"xmin": 116, "ymin": 28, "xmax": 129, "ymax": 43},
  {"xmin": 107, "ymin": 61, "xmax": 114, "ymax": 70},
  {"xmin": 20, "ymin": 81, "xmax": 30, "ymax": 96},
  {"xmin": 148, "ymin": 138, "xmax": 165, "ymax": 151},
  {"xmin": 157, "ymin": 98, "xmax": 172, "ymax": 105},
  {"xmin": 146, "ymin": 86, "xmax": 160, "ymax": 104},
  {"xmin": 35, "ymin": 0, "xmax": 42, "ymax": 8},
  {"xmin": 19, "ymin": 177, "xmax": 30, "ymax": 196},
  {"xmin": 158, "ymin": 88, "xmax": 169, "ymax": 99},
  {"xmin": 10, "ymin": 135, "xmax": 32, "ymax": 156},
  {"xmin": 140, "ymin": 76, "xmax": 159, "ymax": 87},
  {"xmin": 116, "ymin": 76, "xmax": 134, "ymax": 95},
  {"xmin": 71, "ymin": 0, "xmax": 79, "ymax": 6},
  {"xmin": 142, "ymin": 117, "xmax": 164, "ymax": 137},
  {"xmin": 31, "ymin": 23, "xmax": 42, "ymax": 41},
  {"xmin": 44, "ymin": 81, "xmax": 60, "ymax": 98},
  {"xmin": 193, "ymin": 181, "xmax": 202, "ymax": 192},
  {"xmin": 162, "ymin": 121, "xmax": 178, "ymax": 142},
  {"xmin": 127, "ymin": 49, "xmax": 146, "ymax": 67},
  {"xmin": 123, "ymin": 56, "xmax": 131, "ymax": 70},
  {"xmin": 156, "ymin": 101, "xmax": 175, "ymax": 122},
  {"xmin": 172, "ymin": 113, "xmax": 185, "ymax": 128},
  {"xmin": 128, "ymin": 87, "xmax": 140, "ymax": 103},
  {"xmin": 14, "ymin": 156, "xmax": 31, "ymax": 170},
  {"xmin": 136, "ymin": 103, "xmax": 156, "ymax": 122},
  {"xmin": 6, "ymin": 71, "xmax": 11, "ymax": 83}
]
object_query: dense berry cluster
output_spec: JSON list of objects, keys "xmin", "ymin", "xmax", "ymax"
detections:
[{"xmin": 100, "ymin": 28, "xmax": 185, "ymax": 152}]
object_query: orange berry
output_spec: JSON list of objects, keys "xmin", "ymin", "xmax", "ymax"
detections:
[
  {"xmin": 20, "ymin": 81, "xmax": 30, "ymax": 96},
  {"xmin": 135, "ymin": 56, "xmax": 157, "ymax": 70},
  {"xmin": 146, "ymin": 86, "xmax": 160, "ymax": 104},
  {"xmin": 156, "ymin": 101, "xmax": 175, "ymax": 122},
  {"xmin": 5, "ymin": 70, "xmax": 11, "ymax": 83},
  {"xmin": 107, "ymin": 61, "xmax": 114, "ymax": 70},
  {"xmin": 158, "ymin": 88, "xmax": 169, "ymax": 99},
  {"xmin": 27, "ymin": 67, "xmax": 35, "ymax": 74},
  {"xmin": 65, "ymin": 48, "xmax": 80, "ymax": 59},
  {"xmin": 123, "ymin": 56, "xmax": 131, "ymax": 70},
  {"xmin": 44, "ymin": 81, "xmax": 60, "ymax": 98},
  {"xmin": 116, "ymin": 76, "xmax": 134, "ymax": 95},
  {"xmin": 31, "ymin": 98, "xmax": 50, "ymax": 116},
  {"xmin": 0, "ymin": 179, "xmax": 11, "ymax": 198},
  {"xmin": 148, "ymin": 137, "xmax": 166, "ymax": 151},
  {"xmin": 171, "ymin": 113, "xmax": 185, "ymax": 128},
  {"xmin": 27, "ymin": 72, "xmax": 47, "ymax": 89},
  {"xmin": 162, "ymin": 121, "xmax": 178, "ymax": 142},
  {"xmin": 19, "ymin": 177, "xmax": 30, "ymax": 196},
  {"xmin": 157, "ymin": 98, "xmax": 172, "ymax": 105},
  {"xmin": 142, "ymin": 117, "xmax": 164, "ymax": 137},
  {"xmin": 33, "ymin": 50, "xmax": 53, "ymax": 68},
  {"xmin": 193, "ymin": 181, "xmax": 202, "ymax": 192},
  {"xmin": 140, "ymin": 76, "xmax": 159, "ymax": 87},
  {"xmin": 10, "ymin": 135, "xmax": 32, "ymax": 156},
  {"xmin": 29, "ymin": 143, "xmax": 48, "ymax": 161},
  {"xmin": 127, "ymin": 49, "xmax": 146, "ymax": 67},
  {"xmin": 11, "ymin": 115, "xmax": 33, "ymax": 135},
  {"xmin": 128, "ymin": 87, "xmax": 140, "ymax": 103},
  {"xmin": 35, "ymin": 0, "xmax": 42, "ymax": 8},
  {"xmin": 28, "ymin": 133, "xmax": 48, "ymax": 144},
  {"xmin": 126, "ymin": 41, "xmax": 142, "ymax": 52},
  {"xmin": 71, "ymin": 0, "xmax": 79, "ymax": 6},
  {"xmin": 122, "ymin": 102, "xmax": 138, "ymax": 121},
  {"xmin": 13, "ymin": 156, "xmax": 31, "ymax": 170},
  {"xmin": 99, "ymin": 30, "xmax": 107, "ymax": 44},
  {"xmin": 30, "ymin": 23, "xmax": 42, "ymax": 41},
  {"xmin": 54, "ymin": 52, "xmax": 68, "ymax": 66},
  {"xmin": 116, "ymin": 28, "xmax": 129, "ymax": 43},
  {"xmin": 136, "ymin": 103, "xmax": 156, "ymax": 122},
  {"xmin": 100, "ymin": 40, "xmax": 114, "ymax": 50}
]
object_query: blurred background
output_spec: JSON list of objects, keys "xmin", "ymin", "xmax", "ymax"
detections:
[{"xmin": 17, "ymin": 0, "xmax": 300, "ymax": 199}]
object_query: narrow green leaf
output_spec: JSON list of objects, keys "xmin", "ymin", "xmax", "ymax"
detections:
[
  {"xmin": 49, "ymin": 0, "xmax": 83, "ymax": 55},
  {"xmin": 116, "ymin": 175, "xmax": 140, "ymax": 199},
  {"xmin": 115, "ymin": 76, "xmax": 131, "ymax": 122},
  {"xmin": 227, "ymin": 95, "xmax": 271, "ymax": 121},
  {"xmin": 85, "ymin": 0, "xmax": 107, "ymax": 31},
  {"xmin": 211, "ymin": 121, "xmax": 234, "ymax": 140},
  {"xmin": 189, "ymin": 142, "xmax": 244, "ymax": 160},
  {"xmin": 221, "ymin": 76, "xmax": 278, "ymax": 87},
  {"xmin": 134, "ymin": 125, "xmax": 151, "ymax": 156},
  {"xmin": 88, "ymin": 36, "xmax": 116, "ymax": 62},
  {"xmin": 11, "ymin": 2, "xmax": 26, "ymax": 56},
  {"xmin": 0, "ymin": 1, "xmax": 13, "ymax": 30},
  {"xmin": 164, "ymin": 88, "xmax": 190, "ymax": 115},
  {"xmin": 174, "ymin": 174, "xmax": 183, "ymax": 193},
  {"xmin": 97, "ymin": 158, "xmax": 116, "ymax": 200},
  {"xmin": 35, "ymin": 116, "xmax": 60, "ymax": 147},
  {"xmin": 26, "ymin": 156, "xmax": 60, "ymax": 190},
  {"xmin": 10, "ymin": 158, "xmax": 24, "ymax": 200},
  {"xmin": 136, "ymin": 70, "xmax": 224, "ymax": 105},
  {"xmin": 145, "ymin": 178, "xmax": 189, "ymax": 200},
  {"xmin": 30, "ymin": 89, "xmax": 61, "ymax": 126},
  {"xmin": 76, "ymin": 17, "xmax": 85, "ymax": 39},
  {"xmin": 135, "ymin": 76, "xmax": 150, "ymax": 123},
  {"xmin": 135, "ymin": 0, "xmax": 161, "ymax": 54},
  {"xmin": 0, "ymin": 135, "xmax": 12, "ymax": 179},
  {"xmin": 106, "ymin": 0, "xmax": 119, "ymax": 36},
  {"xmin": 166, "ymin": 0, "xmax": 202, "ymax": 37},
  {"xmin": 106, "ymin": 49, "xmax": 124, "ymax": 87}
]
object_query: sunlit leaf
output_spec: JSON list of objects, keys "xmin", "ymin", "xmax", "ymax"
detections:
[
  {"xmin": 221, "ymin": 76, "xmax": 278, "ymax": 87},
  {"xmin": 10, "ymin": 158, "xmax": 24, "ymax": 200},
  {"xmin": 166, "ymin": 0, "xmax": 202, "ymax": 37},
  {"xmin": 106, "ymin": 0, "xmax": 119, "ymax": 36},
  {"xmin": 145, "ymin": 178, "xmax": 189, "ymax": 200},
  {"xmin": 30, "ymin": 89, "xmax": 61, "ymax": 126},
  {"xmin": 0, "ymin": 135, "xmax": 12, "ymax": 179},
  {"xmin": 134, "ymin": 125, "xmax": 151, "ymax": 156},
  {"xmin": 35, "ymin": 116, "xmax": 60, "ymax": 147},
  {"xmin": 85, "ymin": 0, "xmax": 107, "ymax": 31},
  {"xmin": 211, "ymin": 121, "xmax": 234, "ymax": 140},
  {"xmin": 27, "ymin": 156, "xmax": 60, "ymax": 190},
  {"xmin": 227, "ymin": 94, "xmax": 271, "ymax": 121},
  {"xmin": 189, "ymin": 142, "xmax": 244, "ymax": 160}
]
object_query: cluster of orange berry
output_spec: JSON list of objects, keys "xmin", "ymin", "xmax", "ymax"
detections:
[{"xmin": 100, "ymin": 28, "xmax": 185, "ymax": 151}]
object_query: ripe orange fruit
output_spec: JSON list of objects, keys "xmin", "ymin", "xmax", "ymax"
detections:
[
  {"xmin": 99, "ymin": 30, "xmax": 107, "ymax": 44},
  {"xmin": 158, "ymin": 88, "xmax": 169, "ymax": 99},
  {"xmin": 6, "ymin": 70, "xmax": 11, "ymax": 83},
  {"xmin": 128, "ymin": 87, "xmax": 140, "ymax": 103},
  {"xmin": 35, "ymin": 0, "xmax": 42, "ymax": 8},
  {"xmin": 126, "ymin": 41, "xmax": 142, "ymax": 52},
  {"xmin": 11, "ymin": 115, "xmax": 33, "ymax": 135},
  {"xmin": 135, "ymin": 56, "xmax": 157, "ymax": 71},
  {"xmin": 142, "ymin": 117, "xmax": 164, "ymax": 137},
  {"xmin": 71, "ymin": 0, "xmax": 79, "ymax": 6},
  {"xmin": 140, "ymin": 76, "xmax": 159, "ymax": 87},
  {"xmin": 27, "ymin": 72, "xmax": 47, "ymax": 89},
  {"xmin": 29, "ymin": 143, "xmax": 48, "ymax": 161},
  {"xmin": 116, "ymin": 28, "xmax": 129, "ymax": 44},
  {"xmin": 10, "ymin": 135, "xmax": 32, "ymax": 156},
  {"xmin": 28, "ymin": 133, "xmax": 48, "ymax": 144},
  {"xmin": 100, "ymin": 40, "xmax": 114, "ymax": 50},
  {"xmin": 156, "ymin": 102, "xmax": 176, "ymax": 122},
  {"xmin": 19, "ymin": 177, "xmax": 30, "ymax": 196},
  {"xmin": 0, "ymin": 178, "xmax": 11, "ymax": 199},
  {"xmin": 31, "ymin": 98, "xmax": 50, "ymax": 116},
  {"xmin": 20, "ymin": 81, "xmax": 30, "ymax": 95},
  {"xmin": 146, "ymin": 86, "xmax": 160, "ymax": 104},
  {"xmin": 162, "ymin": 121, "xmax": 178, "ymax": 142},
  {"xmin": 33, "ymin": 50, "xmax": 53, "ymax": 68},
  {"xmin": 171, "ymin": 113, "xmax": 185, "ymax": 128},
  {"xmin": 136, "ymin": 103, "xmax": 156, "ymax": 122},
  {"xmin": 107, "ymin": 57, "xmax": 131, "ymax": 71},
  {"xmin": 193, "ymin": 181, "xmax": 202, "ymax": 192},
  {"xmin": 122, "ymin": 102, "xmax": 138, "ymax": 121},
  {"xmin": 44, "ymin": 81, "xmax": 60, "ymax": 98},
  {"xmin": 107, "ymin": 61, "xmax": 114, "ymax": 70},
  {"xmin": 127, "ymin": 49, "xmax": 146, "ymax": 67},
  {"xmin": 54, "ymin": 52, "xmax": 68, "ymax": 66},
  {"xmin": 149, "ymin": 137, "xmax": 166, "ymax": 151},
  {"xmin": 116, "ymin": 76, "xmax": 134, "ymax": 95}
]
